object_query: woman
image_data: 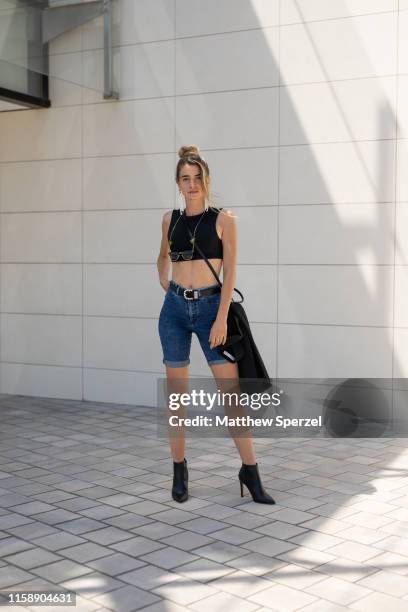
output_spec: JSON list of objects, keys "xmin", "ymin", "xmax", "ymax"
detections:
[{"xmin": 157, "ymin": 145, "xmax": 274, "ymax": 505}]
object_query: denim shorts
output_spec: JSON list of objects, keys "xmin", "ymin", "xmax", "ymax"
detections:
[{"xmin": 158, "ymin": 280, "xmax": 230, "ymax": 367}]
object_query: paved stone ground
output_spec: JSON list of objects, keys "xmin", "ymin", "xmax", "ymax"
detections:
[{"xmin": 1, "ymin": 394, "xmax": 408, "ymax": 612}]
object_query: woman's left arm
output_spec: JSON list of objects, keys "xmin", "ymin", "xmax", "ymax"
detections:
[{"xmin": 209, "ymin": 210, "xmax": 237, "ymax": 349}]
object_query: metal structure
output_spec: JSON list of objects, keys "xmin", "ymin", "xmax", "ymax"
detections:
[{"xmin": 0, "ymin": 0, "xmax": 118, "ymax": 110}]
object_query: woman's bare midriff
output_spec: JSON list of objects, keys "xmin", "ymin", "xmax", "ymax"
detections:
[{"xmin": 171, "ymin": 259, "xmax": 223, "ymax": 289}]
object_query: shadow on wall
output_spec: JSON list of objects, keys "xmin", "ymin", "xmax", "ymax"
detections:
[{"xmin": 173, "ymin": 1, "xmax": 402, "ymax": 399}]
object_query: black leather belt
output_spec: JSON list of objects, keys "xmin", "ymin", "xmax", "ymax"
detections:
[{"xmin": 169, "ymin": 281, "xmax": 221, "ymax": 301}]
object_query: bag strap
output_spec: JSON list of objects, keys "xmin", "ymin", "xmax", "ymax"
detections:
[{"xmin": 180, "ymin": 210, "xmax": 244, "ymax": 303}]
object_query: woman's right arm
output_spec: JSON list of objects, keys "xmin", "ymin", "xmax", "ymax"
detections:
[{"xmin": 157, "ymin": 211, "xmax": 172, "ymax": 291}]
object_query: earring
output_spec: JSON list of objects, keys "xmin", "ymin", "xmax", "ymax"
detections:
[{"xmin": 178, "ymin": 191, "xmax": 185, "ymax": 211}]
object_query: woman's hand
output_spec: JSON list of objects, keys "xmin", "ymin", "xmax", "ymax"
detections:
[
  {"xmin": 161, "ymin": 280, "xmax": 170, "ymax": 292},
  {"xmin": 209, "ymin": 317, "xmax": 228, "ymax": 349}
]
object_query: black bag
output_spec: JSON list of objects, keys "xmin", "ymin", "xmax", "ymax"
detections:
[{"xmin": 179, "ymin": 211, "xmax": 272, "ymax": 393}]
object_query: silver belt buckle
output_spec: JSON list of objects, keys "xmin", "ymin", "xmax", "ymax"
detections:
[{"xmin": 183, "ymin": 288, "xmax": 198, "ymax": 300}]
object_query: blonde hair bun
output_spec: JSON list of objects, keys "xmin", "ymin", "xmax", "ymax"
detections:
[{"xmin": 178, "ymin": 144, "xmax": 199, "ymax": 158}]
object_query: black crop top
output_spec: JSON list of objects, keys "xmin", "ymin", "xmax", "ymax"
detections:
[{"xmin": 168, "ymin": 207, "xmax": 223, "ymax": 261}]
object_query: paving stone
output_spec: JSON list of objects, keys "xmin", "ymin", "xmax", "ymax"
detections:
[
  {"xmin": 149, "ymin": 508, "xmax": 202, "ymax": 525},
  {"xmin": 57, "ymin": 518, "xmax": 107, "ymax": 535},
  {"xmin": 288, "ymin": 531, "xmax": 343, "ymax": 551},
  {"xmin": 34, "ymin": 491, "xmax": 76, "ymax": 503},
  {"xmin": 177, "ymin": 517, "xmax": 227, "ymax": 535},
  {"xmin": 226, "ymin": 552, "xmax": 287, "ymax": 576},
  {"xmin": 118, "ymin": 564, "xmax": 181, "ymax": 589},
  {"xmin": 248, "ymin": 582, "xmax": 318, "ymax": 610},
  {"xmin": 255, "ymin": 520, "xmax": 308, "ymax": 540},
  {"xmin": 29, "ymin": 509, "xmax": 79, "ymax": 526},
  {"xmin": 314, "ymin": 492, "xmax": 352, "ymax": 505},
  {"xmin": 0, "ymin": 494, "xmax": 33, "ymax": 507},
  {"xmin": 349, "ymin": 500, "xmax": 398, "ymax": 515},
  {"xmin": 267, "ymin": 508, "xmax": 317, "ymax": 525},
  {"xmin": 296, "ymin": 475, "xmax": 336, "ymax": 488},
  {"xmin": 0, "ymin": 478, "xmax": 30, "ymax": 490},
  {"xmin": 10, "ymin": 502, "xmax": 57, "ymax": 516},
  {"xmin": 277, "ymin": 493, "xmax": 325, "ymax": 510},
  {"xmin": 209, "ymin": 569, "xmax": 273, "ymax": 598},
  {"xmin": 193, "ymin": 541, "xmax": 249, "ymax": 563},
  {"xmin": 207, "ymin": 526, "xmax": 261, "ymax": 546},
  {"xmin": 310, "ymin": 502, "xmax": 361, "ymax": 520},
  {"xmin": 367, "ymin": 551, "xmax": 408, "ymax": 575},
  {"xmin": 189, "ymin": 504, "xmax": 241, "ymax": 520},
  {"xmin": 374, "ymin": 535, "xmax": 408, "ymax": 556},
  {"xmin": 379, "ymin": 519, "xmax": 408, "ymax": 538},
  {"xmin": 93, "ymin": 585, "xmax": 161, "ymax": 611},
  {"xmin": 160, "ymin": 532, "xmax": 214, "ymax": 551},
  {"xmin": 349, "ymin": 591, "xmax": 408, "ymax": 611},
  {"xmin": 335, "ymin": 525, "xmax": 388, "ymax": 545},
  {"xmin": 263, "ymin": 563, "xmax": 327, "ymax": 590},
  {"xmin": 97, "ymin": 494, "xmax": 143, "ymax": 508},
  {"xmin": 59, "ymin": 542, "xmax": 114, "ymax": 563},
  {"xmin": 174, "ymin": 557, "xmax": 235, "ymax": 583},
  {"xmin": 110, "ymin": 535, "xmax": 165, "ymax": 556},
  {"xmin": 52, "ymin": 480, "xmax": 99, "ymax": 493},
  {"xmin": 300, "ymin": 601, "xmax": 351, "ymax": 612},
  {"xmin": 221, "ymin": 512, "xmax": 272, "ymax": 530},
  {"xmin": 1, "ymin": 576, "xmax": 55, "ymax": 593},
  {"xmin": 85, "ymin": 553, "xmax": 145, "ymax": 576},
  {"xmin": 82, "ymin": 527, "xmax": 133, "ymax": 546},
  {"xmin": 189, "ymin": 591, "xmax": 259, "ymax": 612},
  {"xmin": 276, "ymin": 546, "xmax": 336, "ymax": 569},
  {"xmin": 242, "ymin": 536, "xmax": 296, "ymax": 558},
  {"xmin": 70, "ymin": 485, "xmax": 118, "ymax": 498},
  {"xmin": 317, "ymin": 557, "xmax": 380, "ymax": 583},
  {"xmin": 60, "ymin": 594, "xmax": 103, "ymax": 611},
  {"xmin": 139, "ymin": 547, "xmax": 198, "ymax": 570},
  {"xmin": 304, "ymin": 575, "xmax": 371, "ymax": 606},
  {"xmin": 166, "ymin": 497, "xmax": 213, "ymax": 512},
  {"xmin": 60, "ymin": 571, "xmax": 124, "ymax": 596},
  {"xmin": 117, "ymin": 482, "xmax": 157, "ymax": 495},
  {"xmin": 141, "ymin": 489, "xmax": 179, "ymax": 504},
  {"xmin": 78, "ymin": 506, "xmax": 126, "ymax": 520},
  {"xmin": 0, "ymin": 514, "xmax": 34, "ymax": 529},
  {"xmin": 140, "ymin": 602, "xmax": 191, "ymax": 612},
  {"xmin": 0, "ymin": 566, "xmax": 34, "ymax": 589},
  {"xmin": 13, "ymin": 484, "xmax": 52, "ymax": 495},
  {"xmin": 151, "ymin": 577, "xmax": 217, "ymax": 606},
  {"xmin": 1, "ymin": 537, "xmax": 36, "ymax": 561},
  {"xmin": 299, "ymin": 517, "xmax": 351, "ymax": 535},
  {"xmin": 4, "ymin": 548, "xmax": 61, "ymax": 569},
  {"xmin": 323, "ymin": 541, "xmax": 383, "ymax": 563},
  {"xmin": 289, "ymin": 485, "xmax": 331, "ymax": 499},
  {"xmin": 131, "ymin": 522, "xmax": 182, "ymax": 540},
  {"xmin": 356, "ymin": 569, "xmax": 408, "ymax": 597},
  {"xmin": 31, "ymin": 532, "xmax": 87, "ymax": 551},
  {"xmin": 342, "ymin": 511, "xmax": 394, "ymax": 529},
  {"xmin": 387, "ymin": 507, "xmax": 408, "ymax": 522},
  {"xmin": 104, "ymin": 514, "xmax": 152, "ymax": 530},
  {"xmin": 56, "ymin": 498, "xmax": 101, "ymax": 512}
]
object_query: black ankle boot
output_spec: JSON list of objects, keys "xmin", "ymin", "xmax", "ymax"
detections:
[
  {"xmin": 172, "ymin": 458, "xmax": 188, "ymax": 503},
  {"xmin": 239, "ymin": 462, "xmax": 275, "ymax": 504}
]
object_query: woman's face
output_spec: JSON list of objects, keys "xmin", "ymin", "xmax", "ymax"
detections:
[{"xmin": 177, "ymin": 163, "xmax": 205, "ymax": 201}]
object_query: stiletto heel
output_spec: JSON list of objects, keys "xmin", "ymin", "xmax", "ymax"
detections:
[
  {"xmin": 240, "ymin": 479, "xmax": 244, "ymax": 497},
  {"xmin": 238, "ymin": 462, "xmax": 275, "ymax": 504},
  {"xmin": 172, "ymin": 458, "xmax": 188, "ymax": 503}
]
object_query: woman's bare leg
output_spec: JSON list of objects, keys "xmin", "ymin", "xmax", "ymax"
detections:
[
  {"xmin": 165, "ymin": 365, "xmax": 189, "ymax": 462},
  {"xmin": 210, "ymin": 361, "xmax": 257, "ymax": 465}
]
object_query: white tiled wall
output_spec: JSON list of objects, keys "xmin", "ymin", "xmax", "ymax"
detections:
[{"xmin": 0, "ymin": 0, "xmax": 404, "ymax": 406}]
